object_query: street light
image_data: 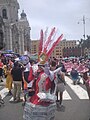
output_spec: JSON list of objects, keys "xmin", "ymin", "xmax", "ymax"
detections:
[
  {"xmin": 77, "ymin": 15, "xmax": 90, "ymax": 57},
  {"xmin": 78, "ymin": 15, "xmax": 90, "ymax": 40},
  {"xmin": 78, "ymin": 15, "xmax": 86, "ymax": 40},
  {"xmin": 83, "ymin": 16, "xmax": 85, "ymax": 40}
]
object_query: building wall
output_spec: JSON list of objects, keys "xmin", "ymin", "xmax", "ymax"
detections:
[
  {"xmin": 31, "ymin": 39, "xmax": 77, "ymax": 58},
  {"xmin": 51, "ymin": 39, "xmax": 76, "ymax": 58},
  {"xmin": 31, "ymin": 40, "xmax": 39, "ymax": 54}
]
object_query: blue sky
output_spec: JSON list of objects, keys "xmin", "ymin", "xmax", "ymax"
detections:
[{"xmin": 18, "ymin": 0, "xmax": 90, "ymax": 40}]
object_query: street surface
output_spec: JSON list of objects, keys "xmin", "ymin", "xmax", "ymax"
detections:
[{"xmin": 0, "ymin": 76, "xmax": 90, "ymax": 120}]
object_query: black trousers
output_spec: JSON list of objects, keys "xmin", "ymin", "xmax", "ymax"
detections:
[{"xmin": 24, "ymin": 71, "xmax": 29, "ymax": 83}]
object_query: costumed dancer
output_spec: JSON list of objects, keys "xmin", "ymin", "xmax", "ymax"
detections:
[
  {"xmin": 23, "ymin": 27, "xmax": 63, "ymax": 120},
  {"xmin": 29, "ymin": 27, "xmax": 63, "ymax": 105}
]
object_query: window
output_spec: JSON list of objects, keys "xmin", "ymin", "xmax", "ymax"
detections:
[
  {"xmin": 2, "ymin": 9, "xmax": 7, "ymax": 19},
  {"xmin": 56, "ymin": 50, "xmax": 59, "ymax": 52}
]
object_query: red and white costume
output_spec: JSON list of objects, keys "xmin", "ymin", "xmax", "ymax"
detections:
[{"xmin": 29, "ymin": 69, "xmax": 52, "ymax": 105}]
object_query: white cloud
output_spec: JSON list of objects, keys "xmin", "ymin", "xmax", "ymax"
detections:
[{"xmin": 18, "ymin": 0, "xmax": 90, "ymax": 40}]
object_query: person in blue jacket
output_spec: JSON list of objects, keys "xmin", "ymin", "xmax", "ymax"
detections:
[{"xmin": 70, "ymin": 68, "xmax": 79, "ymax": 85}]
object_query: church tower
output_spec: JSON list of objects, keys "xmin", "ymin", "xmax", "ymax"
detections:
[
  {"xmin": 0, "ymin": 0, "xmax": 19, "ymax": 23},
  {"xmin": 0, "ymin": 0, "xmax": 31, "ymax": 54},
  {"xmin": 18, "ymin": 10, "xmax": 31, "ymax": 54},
  {"xmin": 0, "ymin": 0, "xmax": 19, "ymax": 50}
]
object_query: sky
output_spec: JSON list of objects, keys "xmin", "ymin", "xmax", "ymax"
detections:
[{"xmin": 18, "ymin": 0, "xmax": 90, "ymax": 40}]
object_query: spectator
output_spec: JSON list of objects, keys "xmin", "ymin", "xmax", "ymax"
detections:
[
  {"xmin": 70, "ymin": 68, "xmax": 79, "ymax": 85},
  {"xmin": 82, "ymin": 68, "xmax": 90, "ymax": 99},
  {"xmin": 61, "ymin": 64, "xmax": 67, "ymax": 73},
  {"xmin": 50, "ymin": 61, "xmax": 57, "ymax": 94},
  {"xmin": 55, "ymin": 70, "xmax": 66, "ymax": 107},
  {"xmin": 11, "ymin": 61, "xmax": 23, "ymax": 102}
]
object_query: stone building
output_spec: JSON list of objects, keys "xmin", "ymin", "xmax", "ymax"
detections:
[{"xmin": 0, "ymin": 0, "xmax": 31, "ymax": 55}]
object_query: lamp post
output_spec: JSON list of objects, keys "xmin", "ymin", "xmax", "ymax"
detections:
[
  {"xmin": 78, "ymin": 15, "xmax": 88, "ymax": 57},
  {"xmin": 83, "ymin": 16, "xmax": 86, "ymax": 40},
  {"xmin": 78, "ymin": 15, "xmax": 86, "ymax": 40}
]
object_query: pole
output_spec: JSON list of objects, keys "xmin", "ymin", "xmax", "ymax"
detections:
[
  {"xmin": 80, "ymin": 39, "xmax": 82, "ymax": 57},
  {"xmin": 83, "ymin": 16, "xmax": 85, "ymax": 40}
]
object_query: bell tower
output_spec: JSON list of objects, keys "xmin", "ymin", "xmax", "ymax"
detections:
[
  {"xmin": 0, "ymin": 0, "xmax": 20, "ymax": 50},
  {"xmin": 0, "ymin": 0, "xmax": 19, "ymax": 23}
]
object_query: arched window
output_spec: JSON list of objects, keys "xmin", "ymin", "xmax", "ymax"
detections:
[{"xmin": 2, "ymin": 9, "xmax": 7, "ymax": 19}]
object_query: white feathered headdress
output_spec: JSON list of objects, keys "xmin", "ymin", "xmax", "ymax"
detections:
[{"xmin": 38, "ymin": 27, "xmax": 63, "ymax": 64}]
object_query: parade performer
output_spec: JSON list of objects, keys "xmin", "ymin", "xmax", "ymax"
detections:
[
  {"xmin": 29, "ymin": 27, "xmax": 63, "ymax": 104},
  {"xmin": 29, "ymin": 63, "xmax": 52, "ymax": 105},
  {"xmin": 23, "ymin": 27, "xmax": 63, "ymax": 120}
]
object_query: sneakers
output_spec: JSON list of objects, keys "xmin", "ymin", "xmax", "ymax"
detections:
[
  {"xmin": 0, "ymin": 99, "xmax": 5, "ymax": 104},
  {"xmin": 22, "ymin": 102, "xmax": 26, "ymax": 106},
  {"xmin": 15, "ymin": 99, "xmax": 23, "ymax": 103},
  {"xmin": 9, "ymin": 97, "xmax": 16, "ymax": 103},
  {"xmin": 59, "ymin": 103, "xmax": 64, "ymax": 107},
  {"xmin": 56, "ymin": 101, "xmax": 64, "ymax": 108}
]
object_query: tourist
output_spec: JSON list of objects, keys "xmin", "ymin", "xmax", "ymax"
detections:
[{"xmin": 11, "ymin": 61, "xmax": 23, "ymax": 102}]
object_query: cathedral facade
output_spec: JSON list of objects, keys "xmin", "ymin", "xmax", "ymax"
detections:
[{"xmin": 0, "ymin": 0, "xmax": 31, "ymax": 55}]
